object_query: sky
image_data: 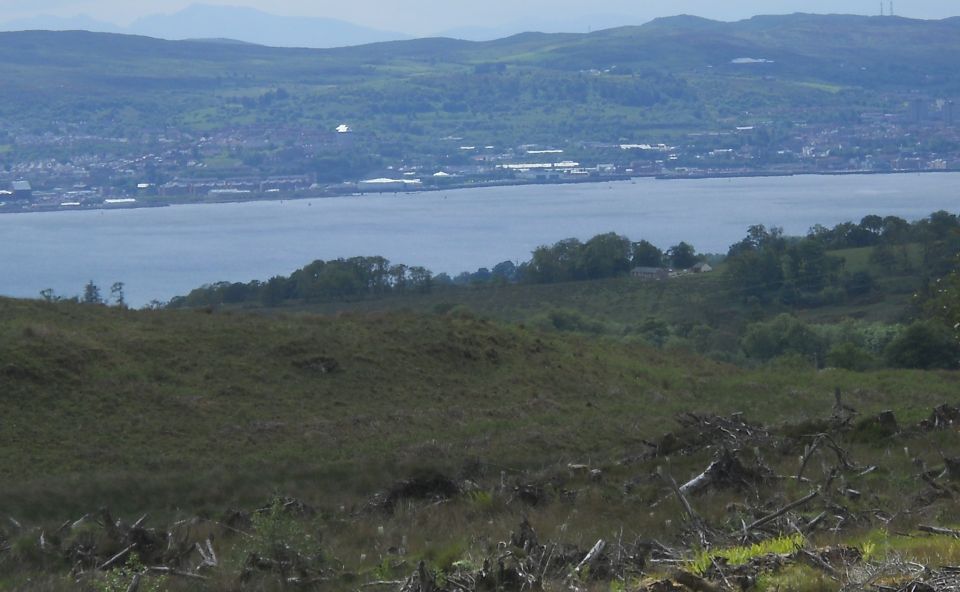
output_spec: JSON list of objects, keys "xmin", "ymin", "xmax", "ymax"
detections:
[{"xmin": 1, "ymin": 0, "xmax": 958, "ymax": 35}]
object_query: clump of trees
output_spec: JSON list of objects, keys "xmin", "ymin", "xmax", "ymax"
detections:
[
  {"xmin": 169, "ymin": 257, "xmax": 433, "ymax": 308},
  {"xmin": 40, "ymin": 281, "xmax": 127, "ymax": 307},
  {"xmin": 522, "ymin": 233, "xmax": 697, "ymax": 284},
  {"xmin": 724, "ymin": 211, "xmax": 960, "ymax": 307}
]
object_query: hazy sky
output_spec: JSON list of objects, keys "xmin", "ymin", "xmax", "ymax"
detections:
[{"xmin": 1, "ymin": 0, "xmax": 958, "ymax": 34}]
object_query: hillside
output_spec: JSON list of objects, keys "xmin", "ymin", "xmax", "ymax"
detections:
[
  {"xmin": 2, "ymin": 296, "xmax": 960, "ymax": 591},
  {"xmin": 0, "ymin": 295, "xmax": 954, "ymax": 518},
  {"xmin": 1, "ymin": 14, "xmax": 959, "ymax": 143}
]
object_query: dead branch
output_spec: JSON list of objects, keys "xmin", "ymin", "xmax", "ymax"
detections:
[
  {"xmin": 745, "ymin": 490, "xmax": 820, "ymax": 533},
  {"xmin": 125, "ymin": 573, "xmax": 141, "ymax": 592},
  {"xmin": 100, "ymin": 544, "xmax": 137, "ymax": 571},
  {"xmin": 797, "ymin": 435, "xmax": 825, "ymax": 480},
  {"xmin": 918, "ymin": 525, "xmax": 960, "ymax": 538},
  {"xmin": 664, "ymin": 471, "xmax": 710, "ymax": 548},
  {"xmin": 575, "ymin": 539, "xmax": 606, "ymax": 574}
]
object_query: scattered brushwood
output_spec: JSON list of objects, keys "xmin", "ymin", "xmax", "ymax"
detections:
[
  {"xmin": 241, "ymin": 497, "xmax": 326, "ymax": 586},
  {"xmin": 640, "ymin": 413, "xmax": 770, "ymax": 458},
  {"xmin": 392, "ymin": 519, "xmax": 653, "ymax": 592},
  {"xmin": 851, "ymin": 410, "xmax": 901, "ymax": 442},
  {"xmin": 679, "ymin": 448, "xmax": 772, "ymax": 496},
  {"xmin": 0, "ymin": 497, "xmax": 330, "ymax": 589},
  {"xmin": 903, "ymin": 566, "xmax": 960, "ymax": 592},
  {"xmin": 920, "ymin": 404, "xmax": 960, "ymax": 431},
  {"xmin": 5, "ymin": 508, "xmax": 221, "ymax": 585},
  {"xmin": 368, "ymin": 472, "xmax": 462, "ymax": 513},
  {"xmin": 701, "ymin": 552, "xmax": 791, "ymax": 588}
]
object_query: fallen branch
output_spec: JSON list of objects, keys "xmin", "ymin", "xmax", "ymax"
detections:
[
  {"xmin": 745, "ymin": 490, "xmax": 820, "ymax": 533},
  {"xmin": 797, "ymin": 435, "xmax": 825, "ymax": 480},
  {"xmin": 918, "ymin": 525, "xmax": 960, "ymax": 538},
  {"xmin": 681, "ymin": 459, "xmax": 725, "ymax": 495},
  {"xmin": 125, "ymin": 573, "xmax": 141, "ymax": 592},
  {"xmin": 665, "ymin": 471, "xmax": 710, "ymax": 548},
  {"xmin": 361, "ymin": 581, "xmax": 406, "ymax": 588},
  {"xmin": 575, "ymin": 539, "xmax": 606, "ymax": 574},
  {"xmin": 801, "ymin": 511, "xmax": 828, "ymax": 534},
  {"xmin": 100, "ymin": 544, "xmax": 137, "ymax": 571}
]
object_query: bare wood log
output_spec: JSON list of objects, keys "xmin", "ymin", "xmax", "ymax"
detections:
[
  {"xmin": 797, "ymin": 435, "xmax": 824, "ymax": 480},
  {"xmin": 919, "ymin": 525, "xmax": 960, "ymax": 538},
  {"xmin": 680, "ymin": 460, "xmax": 723, "ymax": 495},
  {"xmin": 801, "ymin": 512, "xmax": 828, "ymax": 534},
  {"xmin": 795, "ymin": 549, "xmax": 838, "ymax": 578},
  {"xmin": 575, "ymin": 539, "xmax": 606, "ymax": 574},
  {"xmin": 361, "ymin": 581, "xmax": 406, "ymax": 588},
  {"xmin": 540, "ymin": 542, "xmax": 557, "ymax": 581},
  {"xmin": 100, "ymin": 544, "xmax": 137, "ymax": 571},
  {"xmin": 196, "ymin": 538, "xmax": 218, "ymax": 569},
  {"xmin": 125, "ymin": 573, "xmax": 141, "ymax": 592},
  {"xmin": 665, "ymin": 472, "xmax": 710, "ymax": 548},
  {"xmin": 832, "ymin": 387, "xmax": 856, "ymax": 418},
  {"xmin": 69, "ymin": 514, "xmax": 90, "ymax": 531},
  {"xmin": 132, "ymin": 514, "xmax": 148, "ymax": 529},
  {"xmin": 672, "ymin": 570, "xmax": 725, "ymax": 592},
  {"xmin": 745, "ymin": 490, "xmax": 820, "ymax": 532}
]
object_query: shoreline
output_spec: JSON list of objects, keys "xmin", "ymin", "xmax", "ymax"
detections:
[{"xmin": 1, "ymin": 168, "xmax": 957, "ymax": 215}]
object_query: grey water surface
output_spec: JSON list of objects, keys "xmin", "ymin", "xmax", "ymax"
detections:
[{"xmin": 1, "ymin": 173, "xmax": 956, "ymax": 306}]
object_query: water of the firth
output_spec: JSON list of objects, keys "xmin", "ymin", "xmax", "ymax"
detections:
[{"xmin": 1, "ymin": 173, "xmax": 957, "ymax": 306}]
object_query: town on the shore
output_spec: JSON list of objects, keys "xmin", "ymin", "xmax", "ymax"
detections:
[{"xmin": 2, "ymin": 98, "xmax": 957, "ymax": 212}]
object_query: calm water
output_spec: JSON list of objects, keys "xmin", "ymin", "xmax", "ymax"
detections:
[{"xmin": 1, "ymin": 173, "xmax": 957, "ymax": 306}]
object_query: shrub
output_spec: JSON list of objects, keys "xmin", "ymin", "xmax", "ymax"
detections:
[
  {"xmin": 741, "ymin": 314, "xmax": 828, "ymax": 363},
  {"xmin": 884, "ymin": 321, "xmax": 960, "ymax": 369},
  {"xmin": 826, "ymin": 342, "xmax": 879, "ymax": 371}
]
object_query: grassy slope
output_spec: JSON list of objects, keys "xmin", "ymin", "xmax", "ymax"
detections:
[{"xmin": 1, "ymin": 296, "xmax": 957, "ymax": 521}]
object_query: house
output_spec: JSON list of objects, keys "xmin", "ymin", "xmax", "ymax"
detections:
[
  {"xmin": 631, "ymin": 267, "xmax": 670, "ymax": 281},
  {"xmin": 692, "ymin": 262, "xmax": 714, "ymax": 274},
  {"xmin": 11, "ymin": 181, "xmax": 32, "ymax": 200},
  {"xmin": 357, "ymin": 178, "xmax": 422, "ymax": 193}
]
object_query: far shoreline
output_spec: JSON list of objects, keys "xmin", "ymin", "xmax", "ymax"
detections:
[{"xmin": 1, "ymin": 167, "xmax": 957, "ymax": 216}]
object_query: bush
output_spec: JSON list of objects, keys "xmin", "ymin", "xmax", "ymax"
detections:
[
  {"xmin": 884, "ymin": 321, "xmax": 960, "ymax": 369},
  {"xmin": 531, "ymin": 308, "xmax": 606, "ymax": 334},
  {"xmin": 826, "ymin": 342, "xmax": 879, "ymax": 371},
  {"xmin": 843, "ymin": 270, "xmax": 875, "ymax": 297},
  {"xmin": 741, "ymin": 314, "xmax": 828, "ymax": 363}
]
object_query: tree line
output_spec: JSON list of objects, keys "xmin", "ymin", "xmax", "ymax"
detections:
[
  {"xmin": 724, "ymin": 211, "xmax": 960, "ymax": 306},
  {"xmin": 167, "ymin": 234, "xmax": 701, "ymax": 309},
  {"xmin": 167, "ymin": 210, "xmax": 958, "ymax": 311}
]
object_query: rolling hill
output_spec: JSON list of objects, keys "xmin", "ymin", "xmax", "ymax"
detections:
[{"xmin": 1, "ymin": 13, "xmax": 959, "ymax": 143}]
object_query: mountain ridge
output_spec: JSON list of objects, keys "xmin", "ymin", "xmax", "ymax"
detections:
[{"xmin": 0, "ymin": 3, "xmax": 410, "ymax": 49}]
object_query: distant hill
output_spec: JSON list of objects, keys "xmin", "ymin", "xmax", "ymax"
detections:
[
  {"xmin": 0, "ymin": 3, "xmax": 409, "ymax": 49},
  {"xmin": 127, "ymin": 4, "xmax": 410, "ymax": 48},
  {"xmin": 1, "ymin": 13, "xmax": 959, "ymax": 153},
  {"xmin": 0, "ymin": 14, "xmax": 122, "ymax": 34}
]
